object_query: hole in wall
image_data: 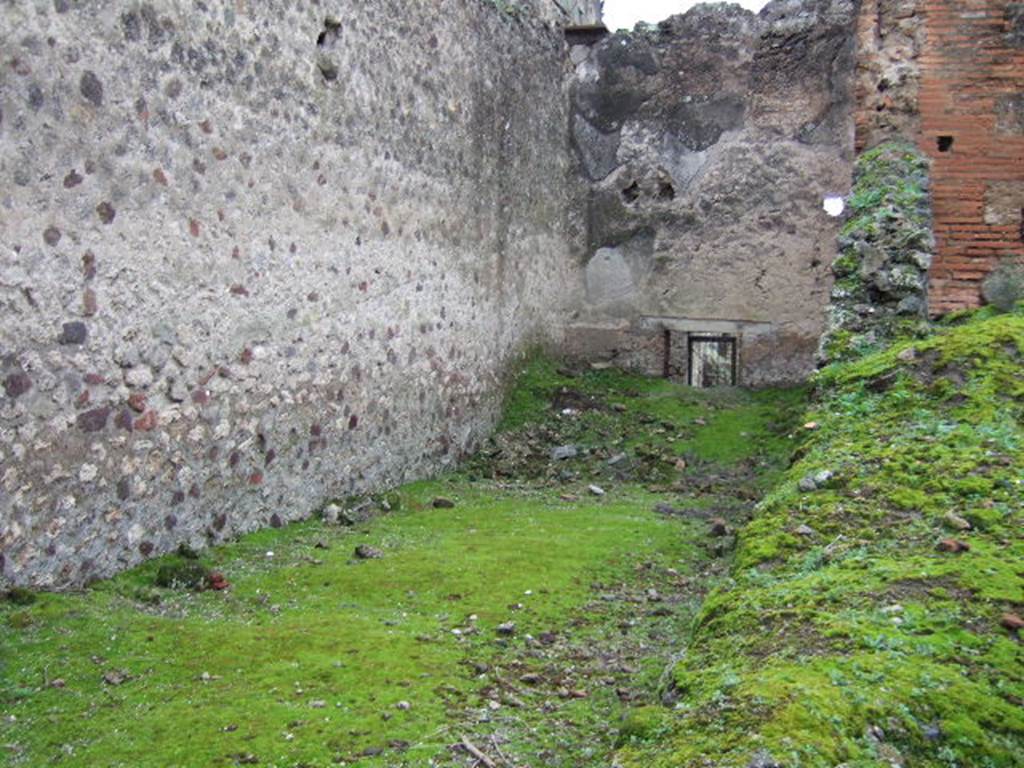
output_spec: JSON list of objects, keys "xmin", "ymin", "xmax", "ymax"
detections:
[
  {"xmin": 316, "ymin": 18, "xmax": 342, "ymax": 83},
  {"xmin": 621, "ymin": 181, "xmax": 640, "ymax": 204},
  {"xmin": 657, "ymin": 180, "xmax": 676, "ymax": 201},
  {"xmin": 937, "ymin": 135, "xmax": 954, "ymax": 153},
  {"xmin": 317, "ymin": 17, "xmax": 341, "ymax": 47}
]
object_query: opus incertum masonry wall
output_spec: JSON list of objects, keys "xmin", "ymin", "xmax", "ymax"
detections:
[{"xmin": 0, "ymin": 0, "xmax": 580, "ymax": 587}]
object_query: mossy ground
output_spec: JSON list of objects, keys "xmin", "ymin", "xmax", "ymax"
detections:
[
  {"xmin": 618, "ymin": 309, "xmax": 1024, "ymax": 768},
  {"xmin": 0, "ymin": 361, "xmax": 801, "ymax": 767},
  {"xmin": 6, "ymin": 310, "xmax": 1019, "ymax": 767}
]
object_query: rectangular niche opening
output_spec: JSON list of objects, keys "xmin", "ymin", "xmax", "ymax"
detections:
[
  {"xmin": 937, "ymin": 135, "xmax": 954, "ymax": 152},
  {"xmin": 688, "ymin": 334, "xmax": 738, "ymax": 388}
]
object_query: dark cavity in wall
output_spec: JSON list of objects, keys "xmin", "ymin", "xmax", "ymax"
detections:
[{"xmin": 316, "ymin": 18, "xmax": 342, "ymax": 83}]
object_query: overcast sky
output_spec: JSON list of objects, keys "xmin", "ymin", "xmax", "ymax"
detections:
[{"xmin": 603, "ymin": 1, "xmax": 770, "ymax": 30}]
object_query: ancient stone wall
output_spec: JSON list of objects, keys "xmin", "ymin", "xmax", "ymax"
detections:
[
  {"xmin": 822, "ymin": 141, "xmax": 933, "ymax": 364},
  {"xmin": 565, "ymin": 0, "xmax": 858, "ymax": 386},
  {"xmin": 0, "ymin": 0, "xmax": 578, "ymax": 587},
  {"xmin": 854, "ymin": 0, "xmax": 925, "ymax": 152}
]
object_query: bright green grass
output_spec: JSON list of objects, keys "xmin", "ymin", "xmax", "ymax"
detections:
[
  {"xmin": 489, "ymin": 354, "xmax": 806, "ymax": 487},
  {"xmin": 0, "ymin": 483, "xmax": 695, "ymax": 767},
  {"xmin": 1, "ymin": 360, "xmax": 808, "ymax": 768}
]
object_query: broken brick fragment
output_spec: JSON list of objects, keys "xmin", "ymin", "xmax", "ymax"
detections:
[
  {"xmin": 1001, "ymin": 613, "xmax": 1024, "ymax": 633},
  {"xmin": 134, "ymin": 410, "xmax": 158, "ymax": 431},
  {"xmin": 209, "ymin": 571, "xmax": 230, "ymax": 591}
]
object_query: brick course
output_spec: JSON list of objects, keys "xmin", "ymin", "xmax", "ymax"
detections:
[{"xmin": 918, "ymin": 0, "xmax": 1024, "ymax": 313}]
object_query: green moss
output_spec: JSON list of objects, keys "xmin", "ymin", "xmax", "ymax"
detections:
[
  {"xmin": 496, "ymin": 352, "xmax": 574, "ymax": 431},
  {"xmin": 6, "ymin": 314, "xmax": 1019, "ymax": 767},
  {"xmin": 617, "ymin": 706, "xmax": 670, "ymax": 746},
  {"xmin": 823, "ymin": 141, "xmax": 933, "ymax": 365},
  {"xmin": 617, "ymin": 312, "xmax": 1024, "ymax": 768},
  {"xmin": 154, "ymin": 558, "xmax": 211, "ymax": 590},
  {"xmin": 4, "ymin": 587, "xmax": 37, "ymax": 606},
  {"xmin": 831, "ymin": 251, "xmax": 860, "ymax": 278}
]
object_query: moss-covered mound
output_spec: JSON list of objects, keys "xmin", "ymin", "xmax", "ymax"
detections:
[{"xmin": 619, "ymin": 310, "xmax": 1024, "ymax": 767}]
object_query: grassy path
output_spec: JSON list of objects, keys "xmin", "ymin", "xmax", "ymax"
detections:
[{"xmin": 1, "ymin": 361, "xmax": 803, "ymax": 767}]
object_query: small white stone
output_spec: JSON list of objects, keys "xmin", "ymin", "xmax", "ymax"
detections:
[{"xmin": 124, "ymin": 366, "xmax": 154, "ymax": 388}]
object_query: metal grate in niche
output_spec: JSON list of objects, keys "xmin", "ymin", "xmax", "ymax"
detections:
[{"xmin": 688, "ymin": 335, "xmax": 737, "ymax": 388}]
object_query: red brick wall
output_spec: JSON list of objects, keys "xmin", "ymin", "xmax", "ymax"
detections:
[{"xmin": 918, "ymin": 0, "xmax": 1024, "ymax": 314}]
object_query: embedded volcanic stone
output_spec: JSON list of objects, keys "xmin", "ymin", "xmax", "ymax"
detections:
[
  {"xmin": 3, "ymin": 372, "xmax": 32, "ymax": 399},
  {"xmin": 76, "ymin": 407, "xmax": 111, "ymax": 432},
  {"xmin": 354, "ymin": 544, "xmax": 383, "ymax": 560},
  {"xmin": 96, "ymin": 201, "xmax": 116, "ymax": 224},
  {"xmin": 43, "ymin": 226, "xmax": 61, "ymax": 246},
  {"xmin": 58, "ymin": 321, "xmax": 88, "ymax": 345},
  {"xmin": 80, "ymin": 70, "xmax": 104, "ymax": 107},
  {"xmin": 432, "ymin": 497, "xmax": 456, "ymax": 509}
]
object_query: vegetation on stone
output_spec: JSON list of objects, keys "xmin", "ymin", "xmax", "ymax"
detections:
[
  {"xmin": 823, "ymin": 141, "xmax": 934, "ymax": 364},
  {"xmin": 619, "ymin": 309, "xmax": 1024, "ymax": 767},
  {"xmin": 3, "ymin": 588, "xmax": 36, "ymax": 607},
  {"xmin": 153, "ymin": 559, "xmax": 212, "ymax": 591}
]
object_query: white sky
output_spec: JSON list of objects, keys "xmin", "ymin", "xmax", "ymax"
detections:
[{"xmin": 603, "ymin": 1, "xmax": 771, "ymax": 30}]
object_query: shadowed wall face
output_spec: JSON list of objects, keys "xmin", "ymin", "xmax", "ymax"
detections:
[
  {"xmin": 0, "ymin": 0, "xmax": 579, "ymax": 587},
  {"xmin": 566, "ymin": 1, "xmax": 859, "ymax": 386}
]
